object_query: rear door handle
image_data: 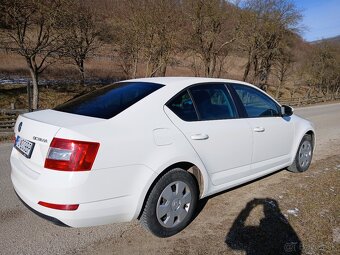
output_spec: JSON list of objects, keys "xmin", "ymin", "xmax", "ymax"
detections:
[
  {"xmin": 190, "ymin": 134, "xmax": 209, "ymax": 140},
  {"xmin": 253, "ymin": 127, "xmax": 265, "ymax": 132}
]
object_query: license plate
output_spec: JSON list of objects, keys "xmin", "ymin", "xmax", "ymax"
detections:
[{"xmin": 15, "ymin": 136, "xmax": 35, "ymax": 159}]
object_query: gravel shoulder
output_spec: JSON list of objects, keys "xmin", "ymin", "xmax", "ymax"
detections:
[
  {"xmin": 0, "ymin": 103, "xmax": 339, "ymax": 255},
  {"xmin": 82, "ymin": 154, "xmax": 340, "ymax": 255}
]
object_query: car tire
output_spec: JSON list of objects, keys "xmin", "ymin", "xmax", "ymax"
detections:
[
  {"xmin": 140, "ymin": 168, "xmax": 198, "ymax": 237},
  {"xmin": 288, "ymin": 134, "xmax": 313, "ymax": 173}
]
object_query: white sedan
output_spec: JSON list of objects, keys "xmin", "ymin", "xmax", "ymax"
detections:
[{"xmin": 11, "ymin": 77, "xmax": 314, "ymax": 237}]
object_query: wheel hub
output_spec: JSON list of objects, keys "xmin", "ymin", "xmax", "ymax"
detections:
[
  {"xmin": 298, "ymin": 140, "xmax": 312, "ymax": 168},
  {"xmin": 156, "ymin": 181, "xmax": 192, "ymax": 228},
  {"xmin": 171, "ymin": 198, "xmax": 181, "ymax": 211}
]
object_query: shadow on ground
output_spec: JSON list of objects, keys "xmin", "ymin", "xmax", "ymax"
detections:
[{"xmin": 225, "ymin": 198, "xmax": 302, "ymax": 255}]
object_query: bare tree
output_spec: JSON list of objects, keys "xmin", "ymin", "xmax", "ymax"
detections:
[
  {"xmin": 304, "ymin": 42, "xmax": 340, "ymax": 97},
  {"xmin": 238, "ymin": 0, "xmax": 301, "ymax": 90},
  {"xmin": 0, "ymin": 0, "xmax": 65, "ymax": 110},
  {"xmin": 182, "ymin": 0, "xmax": 238, "ymax": 77},
  {"xmin": 111, "ymin": 0, "xmax": 181, "ymax": 78},
  {"xmin": 60, "ymin": 1, "xmax": 101, "ymax": 85},
  {"xmin": 144, "ymin": 1, "xmax": 181, "ymax": 77},
  {"xmin": 111, "ymin": 0, "xmax": 144, "ymax": 78},
  {"xmin": 272, "ymin": 47, "xmax": 294, "ymax": 98}
]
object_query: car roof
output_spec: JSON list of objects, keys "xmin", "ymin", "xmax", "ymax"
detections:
[
  {"xmin": 122, "ymin": 77, "xmax": 253, "ymax": 89},
  {"xmin": 121, "ymin": 77, "xmax": 282, "ymax": 107}
]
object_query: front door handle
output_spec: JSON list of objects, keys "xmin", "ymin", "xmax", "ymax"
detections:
[
  {"xmin": 190, "ymin": 134, "xmax": 209, "ymax": 140},
  {"xmin": 253, "ymin": 127, "xmax": 265, "ymax": 132}
]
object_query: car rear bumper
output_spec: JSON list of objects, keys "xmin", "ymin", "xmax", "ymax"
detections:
[
  {"xmin": 10, "ymin": 148, "xmax": 156, "ymax": 227},
  {"xmin": 14, "ymin": 189, "xmax": 69, "ymax": 227}
]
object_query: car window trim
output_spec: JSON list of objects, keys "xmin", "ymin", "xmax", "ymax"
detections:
[
  {"xmin": 186, "ymin": 89, "xmax": 202, "ymax": 120},
  {"xmin": 226, "ymin": 83, "xmax": 248, "ymax": 118}
]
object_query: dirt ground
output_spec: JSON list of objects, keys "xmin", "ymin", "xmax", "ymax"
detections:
[
  {"xmin": 0, "ymin": 103, "xmax": 339, "ymax": 255},
  {"xmin": 71, "ymin": 154, "xmax": 339, "ymax": 255}
]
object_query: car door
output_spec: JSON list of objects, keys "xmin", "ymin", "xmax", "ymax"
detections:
[
  {"xmin": 231, "ymin": 84, "xmax": 294, "ymax": 172},
  {"xmin": 164, "ymin": 83, "xmax": 253, "ymax": 186}
]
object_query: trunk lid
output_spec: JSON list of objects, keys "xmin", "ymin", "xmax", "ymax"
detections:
[{"xmin": 13, "ymin": 109, "xmax": 104, "ymax": 170}]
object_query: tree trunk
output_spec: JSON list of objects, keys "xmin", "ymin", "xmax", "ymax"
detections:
[
  {"xmin": 275, "ymin": 80, "xmax": 282, "ymax": 99},
  {"xmin": 145, "ymin": 56, "xmax": 152, "ymax": 77},
  {"xmin": 253, "ymin": 56, "xmax": 259, "ymax": 84},
  {"xmin": 159, "ymin": 62, "xmax": 167, "ymax": 77},
  {"xmin": 243, "ymin": 51, "xmax": 252, "ymax": 81},
  {"xmin": 209, "ymin": 54, "xmax": 217, "ymax": 78},
  {"xmin": 132, "ymin": 54, "xmax": 138, "ymax": 79},
  {"xmin": 204, "ymin": 59, "xmax": 210, "ymax": 77},
  {"xmin": 29, "ymin": 68, "xmax": 39, "ymax": 110},
  {"xmin": 78, "ymin": 60, "xmax": 85, "ymax": 86},
  {"xmin": 27, "ymin": 81, "xmax": 32, "ymax": 112}
]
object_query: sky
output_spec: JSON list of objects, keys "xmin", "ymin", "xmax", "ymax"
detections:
[{"xmin": 294, "ymin": 0, "xmax": 340, "ymax": 41}]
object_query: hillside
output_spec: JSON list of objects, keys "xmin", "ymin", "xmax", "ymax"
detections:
[
  {"xmin": 311, "ymin": 35, "xmax": 340, "ymax": 45},
  {"xmin": 0, "ymin": 0, "xmax": 339, "ymax": 111}
]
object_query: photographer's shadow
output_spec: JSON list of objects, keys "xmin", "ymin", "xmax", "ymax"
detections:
[{"xmin": 225, "ymin": 198, "xmax": 302, "ymax": 255}]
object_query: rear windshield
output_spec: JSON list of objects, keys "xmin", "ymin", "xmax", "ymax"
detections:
[{"xmin": 54, "ymin": 82, "xmax": 164, "ymax": 119}]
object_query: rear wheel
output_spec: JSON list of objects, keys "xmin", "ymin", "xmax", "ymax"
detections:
[
  {"xmin": 140, "ymin": 168, "xmax": 198, "ymax": 237},
  {"xmin": 288, "ymin": 134, "xmax": 313, "ymax": 173}
]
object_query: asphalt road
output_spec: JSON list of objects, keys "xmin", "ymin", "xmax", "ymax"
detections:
[
  {"xmin": 1, "ymin": 103, "xmax": 340, "ymax": 255},
  {"xmin": 294, "ymin": 103, "xmax": 340, "ymax": 161}
]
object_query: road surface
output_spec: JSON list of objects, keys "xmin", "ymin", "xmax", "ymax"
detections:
[{"xmin": 1, "ymin": 103, "xmax": 339, "ymax": 255}]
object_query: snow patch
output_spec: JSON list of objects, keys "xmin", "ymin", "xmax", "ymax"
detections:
[{"xmin": 287, "ymin": 208, "xmax": 299, "ymax": 217}]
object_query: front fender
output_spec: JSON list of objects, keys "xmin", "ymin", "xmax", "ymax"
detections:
[{"xmin": 290, "ymin": 114, "xmax": 315, "ymax": 164}]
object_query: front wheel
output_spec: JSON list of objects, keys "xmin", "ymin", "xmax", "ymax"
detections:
[
  {"xmin": 140, "ymin": 168, "xmax": 198, "ymax": 237},
  {"xmin": 288, "ymin": 134, "xmax": 313, "ymax": 173}
]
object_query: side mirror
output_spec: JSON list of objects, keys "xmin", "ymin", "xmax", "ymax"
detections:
[{"xmin": 281, "ymin": 105, "xmax": 293, "ymax": 117}]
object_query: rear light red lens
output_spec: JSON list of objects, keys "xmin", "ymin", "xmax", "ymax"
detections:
[
  {"xmin": 44, "ymin": 138, "xmax": 100, "ymax": 171},
  {"xmin": 38, "ymin": 201, "xmax": 79, "ymax": 211}
]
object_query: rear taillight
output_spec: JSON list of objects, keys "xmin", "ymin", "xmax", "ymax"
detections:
[
  {"xmin": 38, "ymin": 201, "xmax": 79, "ymax": 211},
  {"xmin": 44, "ymin": 138, "xmax": 100, "ymax": 171}
]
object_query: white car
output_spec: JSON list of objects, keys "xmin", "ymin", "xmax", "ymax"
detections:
[{"xmin": 11, "ymin": 77, "xmax": 314, "ymax": 237}]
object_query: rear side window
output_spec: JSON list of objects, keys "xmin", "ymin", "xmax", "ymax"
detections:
[
  {"xmin": 189, "ymin": 84, "xmax": 237, "ymax": 120},
  {"xmin": 167, "ymin": 90, "xmax": 198, "ymax": 121},
  {"xmin": 55, "ymin": 82, "xmax": 164, "ymax": 119}
]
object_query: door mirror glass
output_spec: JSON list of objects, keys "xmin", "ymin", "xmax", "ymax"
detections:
[{"xmin": 281, "ymin": 105, "xmax": 293, "ymax": 116}]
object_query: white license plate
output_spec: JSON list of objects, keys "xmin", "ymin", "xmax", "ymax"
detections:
[{"xmin": 15, "ymin": 136, "xmax": 35, "ymax": 158}]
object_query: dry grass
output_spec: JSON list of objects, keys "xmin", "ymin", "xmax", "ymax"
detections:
[
  {"xmin": 0, "ymin": 84, "xmax": 100, "ymax": 109},
  {"xmin": 0, "ymin": 52, "xmax": 121, "ymax": 80},
  {"xmin": 0, "ymin": 53, "xmax": 28, "ymax": 77},
  {"xmin": 0, "ymin": 51, "xmax": 326, "ymax": 111},
  {"xmin": 0, "ymin": 51, "xmax": 249, "ymax": 81}
]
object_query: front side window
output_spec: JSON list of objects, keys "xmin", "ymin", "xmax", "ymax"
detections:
[
  {"xmin": 189, "ymin": 84, "xmax": 237, "ymax": 120},
  {"xmin": 233, "ymin": 84, "xmax": 280, "ymax": 118},
  {"xmin": 167, "ymin": 90, "xmax": 198, "ymax": 121},
  {"xmin": 55, "ymin": 82, "xmax": 164, "ymax": 119}
]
